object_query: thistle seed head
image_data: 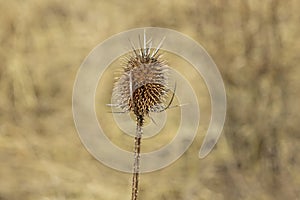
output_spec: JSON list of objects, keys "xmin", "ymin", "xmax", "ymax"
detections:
[{"xmin": 112, "ymin": 36, "xmax": 170, "ymax": 118}]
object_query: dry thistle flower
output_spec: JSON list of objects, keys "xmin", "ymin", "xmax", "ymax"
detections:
[
  {"xmin": 111, "ymin": 33, "xmax": 174, "ymax": 200},
  {"xmin": 112, "ymin": 38, "xmax": 171, "ymax": 119}
]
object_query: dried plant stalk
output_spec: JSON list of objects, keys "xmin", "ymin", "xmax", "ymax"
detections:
[
  {"xmin": 112, "ymin": 33, "xmax": 172, "ymax": 200},
  {"xmin": 131, "ymin": 116, "xmax": 143, "ymax": 200}
]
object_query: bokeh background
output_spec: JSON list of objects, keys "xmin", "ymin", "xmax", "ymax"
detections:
[{"xmin": 1, "ymin": 0, "xmax": 299, "ymax": 199}]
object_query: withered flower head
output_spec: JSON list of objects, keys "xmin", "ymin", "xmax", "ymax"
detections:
[{"xmin": 112, "ymin": 36, "xmax": 170, "ymax": 119}]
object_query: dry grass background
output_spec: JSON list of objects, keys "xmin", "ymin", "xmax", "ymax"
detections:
[{"xmin": 1, "ymin": 0, "xmax": 300, "ymax": 199}]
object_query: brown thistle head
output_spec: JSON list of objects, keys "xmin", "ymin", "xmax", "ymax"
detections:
[{"xmin": 112, "ymin": 36, "xmax": 170, "ymax": 122}]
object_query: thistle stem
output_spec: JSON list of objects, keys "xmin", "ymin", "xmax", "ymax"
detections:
[{"xmin": 131, "ymin": 115, "xmax": 143, "ymax": 200}]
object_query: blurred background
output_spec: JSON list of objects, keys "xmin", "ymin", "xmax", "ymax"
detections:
[{"xmin": 1, "ymin": 0, "xmax": 299, "ymax": 199}]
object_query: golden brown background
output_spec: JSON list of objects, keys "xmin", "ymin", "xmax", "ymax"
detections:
[{"xmin": 1, "ymin": 0, "xmax": 299, "ymax": 199}]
